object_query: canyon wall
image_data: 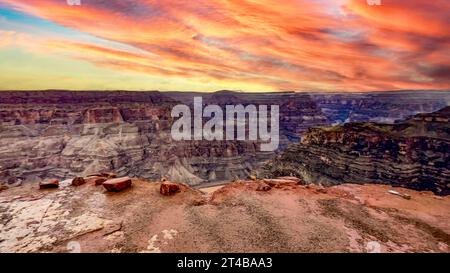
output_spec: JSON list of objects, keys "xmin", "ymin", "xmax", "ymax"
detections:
[
  {"xmin": 0, "ymin": 91, "xmax": 328, "ymax": 186},
  {"xmin": 263, "ymin": 107, "xmax": 450, "ymax": 195},
  {"xmin": 310, "ymin": 91, "xmax": 450, "ymax": 124},
  {"xmin": 1, "ymin": 90, "xmax": 449, "ymax": 188}
]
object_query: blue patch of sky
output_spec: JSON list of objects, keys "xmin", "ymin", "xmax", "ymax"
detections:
[{"xmin": 0, "ymin": 6, "xmax": 155, "ymax": 56}]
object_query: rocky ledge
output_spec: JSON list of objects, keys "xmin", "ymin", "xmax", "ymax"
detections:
[{"xmin": 0, "ymin": 177, "xmax": 449, "ymax": 253}]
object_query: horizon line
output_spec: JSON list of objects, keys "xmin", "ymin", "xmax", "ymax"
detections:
[{"xmin": 1, "ymin": 89, "xmax": 450, "ymax": 94}]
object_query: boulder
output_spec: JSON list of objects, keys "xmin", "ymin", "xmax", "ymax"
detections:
[
  {"xmin": 39, "ymin": 179, "xmax": 59, "ymax": 189},
  {"xmin": 160, "ymin": 182, "xmax": 181, "ymax": 196},
  {"xmin": 71, "ymin": 177, "xmax": 86, "ymax": 187},
  {"xmin": 86, "ymin": 176, "xmax": 108, "ymax": 186},
  {"xmin": 103, "ymin": 177, "xmax": 132, "ymax": 192}
]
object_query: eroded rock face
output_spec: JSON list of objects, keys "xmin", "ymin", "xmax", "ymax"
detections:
[
  {"xmin": 1, "ymin": 90, "xmax": 448, "ymax": 188},
  {"xmin": 0, "ymin": 91, "xmax": 329, "ymax": 186},
  {"xmin": 263, "ymin": 107, "xmax": 450, "ymax": 195},
  {"xmin": 310, "ymin": 91, "xmax": 450, "ymax": 124}
]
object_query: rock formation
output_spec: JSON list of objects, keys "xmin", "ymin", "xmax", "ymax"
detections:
[
  {"xmin": 0, "ymin": 91, "xmax": 328, "ymax": 186},
  {"xmin": 160, "ymin": 181, "xmax": 181, "ymax": 196},
  {"xmin": 310, "ymin": 90, "xmax": 450, "ymax": 124},
  {"xmin": 263, "ymin": 107, "xmax": 450, "ymax": 195},
  {"xmin": 39, "ymin": 179, "xmax": 59, "ymax": 189},
  {"xmin": 0, "ymin": 90, "xmax": 448, "ymax": 188},
  {"xmin": 71, "ymin": 177, "xmax": 86, "ymax": 187},
  {"xmin": 103, "ymin": 177, "xmax": 132, "ymax": 192}
]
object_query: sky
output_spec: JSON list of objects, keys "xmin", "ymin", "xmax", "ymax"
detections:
[{"xmin": 0, "ymin": 0, "xmax": 449, "ymax": 92}]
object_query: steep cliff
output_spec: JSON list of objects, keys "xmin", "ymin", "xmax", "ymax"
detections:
[{"xmin": 263, "ymin": 107, "xmax": 450, "ymax": 195}]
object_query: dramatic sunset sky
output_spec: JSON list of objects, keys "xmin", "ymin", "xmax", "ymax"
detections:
[{"xmin": 0, "ymin": 0, "xmax": 449, "ymax": 91}]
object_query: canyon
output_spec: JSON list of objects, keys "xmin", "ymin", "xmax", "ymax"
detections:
[
  {"xmin": 0, "ymin": 90, "xmax": 449, "ymax": 189},
  {"xmin": 0, "ymin": 90, "xmax": 328, "ymax": 187},
  {"xmin": 0, "ymin": 90, "xmax": 449, "ymax": 253}
]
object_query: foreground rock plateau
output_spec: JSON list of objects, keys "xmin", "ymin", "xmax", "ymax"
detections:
[{"xmin": 0, "ymin": 179, "xmax": 449, "ymax": 253}]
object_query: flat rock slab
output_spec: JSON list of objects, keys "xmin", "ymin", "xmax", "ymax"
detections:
[
  {"xmin": 276, "ymin": 176, "xmax": 302, "ymax": 184},
  {"xmin": 103, "ymin": 177, "xmax": 132, "ymax": 192},
  {"xmin": 39, "ymin": 179, "xmax": 59, "ymax": 189},
  {"xmin": 263, "ymin": 178, "xmax": 300, "ymax": 187}
]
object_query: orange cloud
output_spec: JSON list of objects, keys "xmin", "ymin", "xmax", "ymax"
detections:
[{"xmin": 1, "ymin": 0, "xmax": 449, "ymax": 91}]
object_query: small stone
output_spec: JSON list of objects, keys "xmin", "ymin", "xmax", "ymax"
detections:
[
  {"xmin": 0, "ymin": 184, "xmax": 8, "ymax": 192},
  {"xmin": 160, "ymin": 182, "xmax": 181, "ymax": 196},
  {"xmin": 103, "ymin": 177, "xmax": 132, "ymax": 192},
  {"xmin": 39, "ymin": 179, "xmax": 59, "ymax": 189},
  {"xmin": 249, "ymin": 175, "xmax": 257, "ymax": 181},
  {"xmin": 402, "ymin": 194, "xmax": 412, "ymax": 200},
  {"xmin": 256, "ymin": 183, "xmax": 271, "ymax": 192},
  {"xmin": 71, "ymin": 177, "xmax": 86, "ymax": 186}
]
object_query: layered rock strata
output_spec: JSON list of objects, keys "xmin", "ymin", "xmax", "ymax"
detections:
[
  {"xmin": 263, "ymin": 107, "xmax": 450, "ymax": 195},
  {"xmin": 0, "ymin": 91, "xmax": 327, "ymax": 186}
]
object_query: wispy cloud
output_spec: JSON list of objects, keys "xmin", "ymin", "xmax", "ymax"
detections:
[{"xmin": 0, "ymin": 0, "xmax": 449, "ymax": 91}]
